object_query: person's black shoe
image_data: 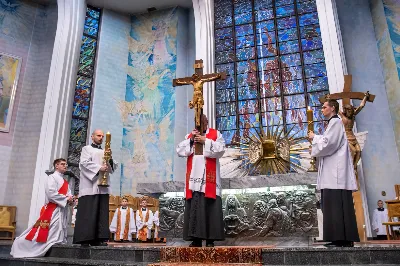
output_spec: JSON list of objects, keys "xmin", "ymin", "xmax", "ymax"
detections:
[
  {"xmin": 189, "ymin": 240, "xmax": 202, "ymax": 247},
  {"xmin": 81, "ymin": 243, "xmax": 90, "ymax": 247},
  {"xmin": 323, "ymin": 242, "xmax": 341, "ymax": 248},
  {"xmin": 341, "ymin": 241, "xmax": 354, "ymax": 247},
  {"xmin": 91, "ymin": 241, "xmax": 108, "ymax": 246},
  {"xmin": 205, "ymin": 241, "xmax": 214, "ymax": 247}
]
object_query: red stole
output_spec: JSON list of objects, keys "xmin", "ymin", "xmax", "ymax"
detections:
[
  {"xmin": 26, "ymin": 178, "xmax": 69, "ymax": 243},
  {"xmin": 186, "ymin": 128, "xmax": 218, "ymax": 200}
]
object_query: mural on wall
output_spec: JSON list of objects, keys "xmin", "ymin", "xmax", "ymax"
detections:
[
  {"xmin": 0, "ymin": 0, "xmax": 36, "ymax": 44},
  {"xmin": 382, "ymin": 0, "xmax": 400, "ymax": 79},
  {"xmin": 119, "ymin": 8, "xmax": 178, "ymax": 195},
  {"xmin": 0, "ymin": 52, "xmax": 21, "ymax": 132}
]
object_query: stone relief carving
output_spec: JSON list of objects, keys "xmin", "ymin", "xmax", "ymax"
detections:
[{"xmin": 159, "ymin": 190, "xmax": 317, "ymax": 238}]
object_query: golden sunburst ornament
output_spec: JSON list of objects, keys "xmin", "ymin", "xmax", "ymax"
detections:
[{"xmin": 230, "ymin": 122, "xmax": 312, "ymax": 176}]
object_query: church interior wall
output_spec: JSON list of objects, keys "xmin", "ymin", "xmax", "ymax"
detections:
[
  {"xmin": 89, "ymin": 6, "xmax": 195, "ymax": 197},
  {"xmin": 0, "ymin": 0, "xmax": 58, "ymax": 234},
  {"xmin": 335, "ymin": 0, "xmax": 400, "ymax": 235}
]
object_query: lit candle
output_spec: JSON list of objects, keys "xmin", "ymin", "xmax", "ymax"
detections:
[
  {"xmin": 306, "ymin": 106, "xmax": 314, "ymax": 132},
  {"xmin": 106, "ymin": 132, "xmax": 111, "ymax": 142}
]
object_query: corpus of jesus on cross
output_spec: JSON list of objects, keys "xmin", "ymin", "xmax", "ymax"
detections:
[{"xmin": 172, "ymin": 59, "xmax": 226, "ymax": 155}]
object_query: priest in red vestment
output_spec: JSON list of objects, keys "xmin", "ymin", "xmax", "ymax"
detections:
[{"xmin": 176, "ymin": 114, "xmax": 225, "ymax": 247}]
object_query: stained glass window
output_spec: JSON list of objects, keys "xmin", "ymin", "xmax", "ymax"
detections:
[
  {"xmin": 214, "ymin": 0, "xmax": 329, "ymax": 145},
  {"xmin": 67, "ymin": 6, "xmax": 101, "ymax": 193}
]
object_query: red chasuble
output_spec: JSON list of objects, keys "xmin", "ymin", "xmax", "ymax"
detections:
[
  {"xmin": 185, "ymin": 128, "xmax": 218, "ymax": 200},
  {"xmin": 25, "ymin": 179, "xmax": 69, "ymax": 243}
]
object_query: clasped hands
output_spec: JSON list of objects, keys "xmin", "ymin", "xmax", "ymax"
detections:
[
  {"xmin": 67, "ymin": 195, "xmax": 74, "ymax": 206},
  {"xmin": 191, "ymin": 129, "xmax": 206, "ymax": 144}
]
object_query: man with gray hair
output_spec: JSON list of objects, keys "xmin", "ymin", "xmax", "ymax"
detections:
[{"xmin": 73, "ymin": 129, "xmax": 118, "ymax": 246}]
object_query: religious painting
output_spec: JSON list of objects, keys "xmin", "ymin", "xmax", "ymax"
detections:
[
  {"xmin": 382, "ymin": 0, "xmax": 400, "ymax": 79},
  {"xmin": 0, "ymin": 52, "xmax": 21, "ymax": 132}
]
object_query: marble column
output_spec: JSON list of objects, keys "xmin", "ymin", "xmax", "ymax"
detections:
[
  {"xmin": 28, "ymin": 0, "xmax": 86, "ymax": 225},
  {"xmin": 192, "ymin": 0, "xmax": 216, "ymax": 128}
]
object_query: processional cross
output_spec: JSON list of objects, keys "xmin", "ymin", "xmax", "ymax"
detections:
[{"xmin": 173, "ymin": 59, "xmax": 226, "ymax": 155}]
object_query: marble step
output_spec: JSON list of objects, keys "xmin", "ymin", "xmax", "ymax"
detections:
[{"xmin": 149, "ymin": 263, "xmax": 262, "ymax": 266}]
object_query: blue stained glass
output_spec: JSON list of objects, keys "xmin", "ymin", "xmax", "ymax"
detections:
[
  {"xmin": 84, "ymin": 17, "xmax": 99, "ymax": 37},
  {"xmin": 236, "ymin": 35, "xmax": 255, "ymax": 48},
  {"xmin": 312, "ymin": 107, "xmax": 324, "ymax": 121},
  {"xmin": 73, "ymin": 76, "xmax": 92, "ymax": 118},
  {"xmin": 261, "ymin": 97, "xmax": 282, "ymax": 111},
  {"xmin": 216, "ymin": 102, "xmax": 237, "ymax": 116},
  {"xmin": 237, "ymin": 60, "xmax": 257, "ymax": 73},
  {"xmin": 260, "ymin": 82, "xmax": 281, "ymax": 97},
  {"xmin": 256, "ymin": 20, "xmax": 275, "ymax": 33},
  {"xmin": 260, "ymin": 69, "xmax": 280, "ymax": 83},
  {"xmin": 254, "ymin": 0, "xmax": 273, "ymax": 10},
  {"xmin": 286, "ymin": 123, "xmax": 307, "ymax": 139},
  {"xmin": 256, "ymin": 31, "xmax": 276, "ymax": 45},
  {"xmin": 301, "ymin": 36, "xmax": 323, "ymax": 51},
  {"xmin": 236, "ymin": 47, "xmax": 255, "ymax": 60},
  {"xmin": 305, "ymin": 63, "xmax": 327, "ymax": 78},
  {"xmin": 215, "ymin": 15, "xmax": 233, "ymax": 29},
  {"xmin": 303, "ymin": 49, "xmax": 325, "ymax": 65},
  {"xmin": 239, "ymin": 100, "xmax": 259, "ymax": 114},
  {"xmin": 237, "ymin": 72, "xmax": 257, "ymax": 86},
  {"xmin": 299, "ymin": 12, "xmax": 319, "ymax": 27},
  {"xmin": 257, "ymin": 44, "xmax": 278, "ymax": 57},
  {"xmin": 238, "ymin": 86, "xmax": 258, "ymax": 100},
  {"xmin": 285, "ymin": 108, "xmax": 307, "ymax": 124},
  {"xmin": 235, "ymin": 24, "xmax": 254, "ymax": 37},
  {"xmin": 255, "ymin": 9, "xmax": 274, "ymax": 21},
  {"xmin": 279, "ymin": 40, "xmax": 299, "ymax": 54},
  {"xmin": 235, "ymin": 12, "xmax": 252, "ymax": 25},
  {"xmin": 282, "ymin": 66, "xmax": 303, "ymax": 81},
  {"xmin": 308, "ymin": 91, "xmax": 327, "ymax": 106},
  {"xmin": 280, "ymin": 53, "xmax": 301, "ymax": 67},
  {"xmin": 276, "ymin": 4, "xmax": 295, "ymax": 18},
  {"xmin": 306, "ymin": 77, "xmax": 329, "ymax": 92},
  {"xmin": 87, "ymin": 8, "xmax": 100, "ymax": 19},
  {"xmin": 216, "ymin": 28, "xmax": 233, "ymax": 39},
  {"xmin": 277, "ymin": 17, "xmax": 297, "ymax": 29},
  {"xmin": 215, "ymin": 38, "xmax": 233, "ymax": 51},
  {"xmin": 239, "ymin": 114, "xmax": 260, "ymax": 128},
  {"xmin": 261, "ymin": 111, "xmax": 282, "ymax": 126},
  {"xmin": 216, "ymin": 63, "xmax": 235, "ymax": 76},
  {"xmin": 297, "ymin": 0, "xmax": 317, "ymax": 14},
  {"xmin": 258, "ymin": 57, "xmax": 279, "ymax": 71},
  {"xmin": 215, "ymin": 4, "xmax": 233, "ymax": 18},
  {"xmin": 314, "ymin": 121, "xmax": 327, "ymax": 135},
  {"xmin": 284, "ymin": 95, "xmax": 306, "ymax": 109},
  {"xmin": 283, "ymin": 80, "xmax": 304, "ymax": 94},
  {"xmin": 234, "ymin": 0, "xmax": 252, "ymax": 14},
  {"xmin": 278, "ymin": 27, "xmax": 298, "ymax": 42},
  {"xmin": 216, "ymin": 75, "xmax": 235, "ymax": 89},
  {"xmin": 276, "ymin": 0, "xmax": 293, "ymax": 6},
  {"xmin": 240, "ymin": 128, "xmax": 260, "ymax": 142},
  {"xmin": 221, "ymin": 130, "xmax": 238, "ymax": 145},
  {"xmin": 215, "ymin": 50, "xmax": 235, "ymax": 64},
  {"xmin": 217, "ymin": 116, "xmax": 237, "ymax": 130},
  {"xmin": 300, "ymin": 25, "xmax": 320, "ymax": 38},
  {"xmin": 216, "ymin": 88, "xmax": 236, "ymax": 102},
  {"xmin": 70, "ymin": 119, "xmax": 88, "ymax": 142}
]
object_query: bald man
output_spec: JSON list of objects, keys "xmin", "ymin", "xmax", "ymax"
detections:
[{"xmin": 73, "ymin": 130, "xmax": 118, "ymax": 246}]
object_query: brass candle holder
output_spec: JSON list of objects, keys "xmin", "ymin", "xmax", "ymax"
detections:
[
  {"xmin": 98, "ymin": 131, "xmax": 111, "ymax": 187},
  {"xmin": 307, "ymin": 107, "xmax": 318, "ymax": 172}
]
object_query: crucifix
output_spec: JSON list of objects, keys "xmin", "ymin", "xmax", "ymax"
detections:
[{"xmin": 173, "ymin": 59, "xmax": 226, "ymax": 155}]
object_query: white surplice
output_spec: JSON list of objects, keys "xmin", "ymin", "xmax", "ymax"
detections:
[
  {"xmin": 153, "ymin": 211, "xmax": 160, "ymax": 238},
  {"xmin": 372, "ymin": 208, "xmax": 388, "ymax": 236},
  {"xmin": 136, "ymin": 208, "xmax": 153, "ymax": 239},
  {"xmin": 176, "ymin": 128, "xmax": 225, "ymax": 197},
  {"xmin": 79, "ymin": 145, "xmax": 119, "ymax": 196},
  {"xmin": 71, "ymin": 207, "xmax": 77, "ymax": 226},
  {"xmin": 109, "ymin": 207, "xmax": 136, "ymax": 241},
  {"xmin": 11, "ymin": 172, "xmax": 71, "ymax": 258},
  {"xmin": 311, "ymin": 117, "xmax": 357, "ymax": 191}
]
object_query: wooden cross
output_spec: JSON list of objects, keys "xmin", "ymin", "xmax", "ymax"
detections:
[
  {"xmin": 172, "ymin": 59, "xmax": 226, "ymax": 155},
  {"xmin": 319, "ymin": 75, "xmax": 375, "ymax": 104}
]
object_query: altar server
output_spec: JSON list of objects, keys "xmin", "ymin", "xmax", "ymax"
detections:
[
  {"xmin": 110, "ymin": 197, "xmax": 136, "ymax": 242},
  {"xmin": 372, "ymin": 200, "xmax": 389, "ymax": 240},
  {"xmin": 136, "ymin": 196, "xmax": 153, "ymax": 242},
  {"xmin": 308, "ymin": 99, "xmax": 359, "ymax": 247},
  {"xmin": 11, "ymin": 158, "xmax": 73, "ymax": 258},
  {"xmin": 73, "ymin": 129, "xmax": 118, "ymax": 246}
]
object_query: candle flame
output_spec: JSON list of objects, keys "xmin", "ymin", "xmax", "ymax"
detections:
[{"xmin": 307, "ymin": 106, "xmax": 311, "ymax": 110}]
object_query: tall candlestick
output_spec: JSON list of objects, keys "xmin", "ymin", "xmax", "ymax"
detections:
[
  {"xmin": 106, "ymin": 131, "xmax": 111, "ymax": 142},
  {"xmin": 306, "ymin": 106, "xmax": 313, "ymax": 132}
]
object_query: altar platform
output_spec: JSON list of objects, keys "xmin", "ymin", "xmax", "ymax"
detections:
[{"xmin": 1, "ymin": 240, "xmax": 400, "ymax": 265}]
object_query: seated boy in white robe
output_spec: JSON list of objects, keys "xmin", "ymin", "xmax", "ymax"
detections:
[
  {"xmin": 136, "ymin": 196, "xmax": 153, "ymax": 242},
  {"xmin": 109, "ymin": 196, "xmax": 136, "ymax": 242},
  {"xmin": 11, "ymin": 158, "xmax": 73, "ymax": 258}
]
